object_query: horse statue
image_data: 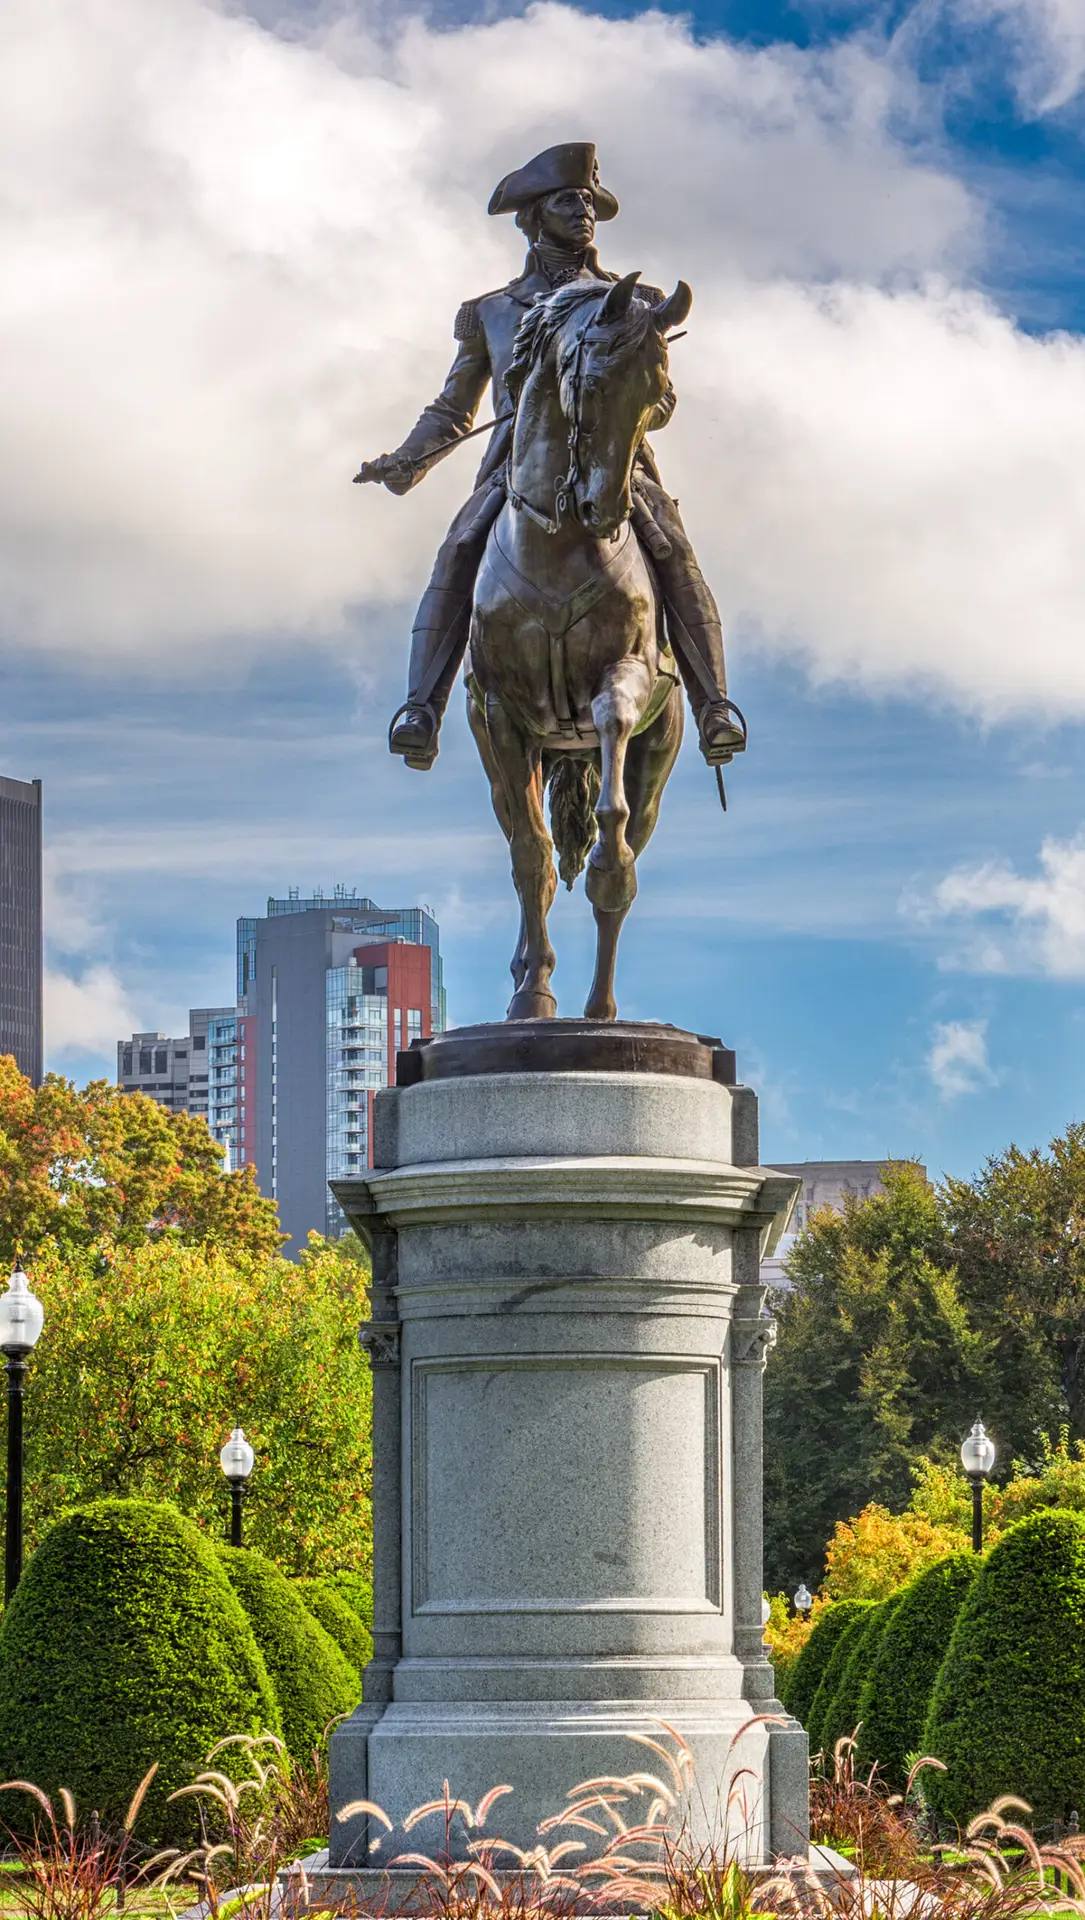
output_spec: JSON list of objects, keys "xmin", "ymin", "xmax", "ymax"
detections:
[{"xmin": 465, "ymin": 269, "xmax": 694, "ymax": 1022}]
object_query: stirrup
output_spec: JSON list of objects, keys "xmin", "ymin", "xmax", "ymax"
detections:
[
  {"xmin": 698, "ymin": 697, "xmax": 748, "ymax": 767},
  {"xmin": 388, "ymin": 699, "xmax": 440, "ymax": 771}
]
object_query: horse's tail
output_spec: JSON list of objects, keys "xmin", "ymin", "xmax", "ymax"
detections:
[{"xmin": 546, "ymin": 755, "xmax": 601, "ymax": 890}]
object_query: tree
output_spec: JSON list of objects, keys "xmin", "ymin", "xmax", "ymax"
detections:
[
  {"xmin": 944, "ymin": 1126, "xmax": 1085, "ymax": 1440},
  {"xmin": 924, "ymin": 1509, "xmax": 1085, "ymax": 1826},
  {"xmin": 0, "ymin": 1499, "xmax": 280, "ymax": 1845},
  {"xmin": 856, "ymin": 1551, "xmax": 978, "ymax": 1791},
  {"xmin": 15, "ymin": 1236, "xmax": 372, "ymax": 1575},
  {"xmin": 764, "ymin": 1163, "xmax": 988, "ymax": 1591},
  {"xmin": 0, "ymin": 1059, "xmax": 283, "ymax": 1263}
]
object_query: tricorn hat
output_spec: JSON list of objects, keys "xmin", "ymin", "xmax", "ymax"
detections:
[{"xmin": 487, "ymin": 142, "xmax": 619, "ymax": 221}]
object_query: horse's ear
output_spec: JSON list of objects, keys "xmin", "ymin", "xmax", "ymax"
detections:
[
  {"xmin": 653, "ymin": 281, "xmax": 693, "ymax": 332},
  {"xmin": 600, "ymin": 270, "xmax": 641, "ymax": 319}
]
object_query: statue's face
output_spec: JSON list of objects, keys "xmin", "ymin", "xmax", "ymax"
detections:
[{"xmin": 537, "ymin": 188, "xmax": 596, "ymax": 251}]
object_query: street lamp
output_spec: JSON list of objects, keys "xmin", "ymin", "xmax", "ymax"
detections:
[
  {"xmin": 961, "ymin": 1417, "xmax": 996, "ymax": 1553},
  {"xmin": 219, "ymin": 1427, "xmax": 254, "ymax": 1547},
  {"xmin": 0, "ymin": 1264, "xmax": 44, "ymax": 1604},
  {"xmin": 794, "ymin": 1582, "xmax": 813, "ymax": 1615}
]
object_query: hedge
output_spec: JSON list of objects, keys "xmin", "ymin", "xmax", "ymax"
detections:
[
  {"xmin": 806, "ymin": 1601, "xmax": 875, "ymax": 1753},
  {"xmin": 818, "ymin": 1594, "xmax": 901, "ymax": 1758},
  {"xmin": 328, "ymin": 1570, "xmax": 373, "ymax": 1627},
  {"xmin": 855, "ymin": 1552, "xmax": 978, "ymax": 1791},
  {"xmin": 218, "ymin": 1545, "xmax": 360, "ymax": 1757},
  {"xmin": 0, "ymin": 1499, "xmax": 279, "ymax": 1845},
  {"xmin": 778, "ymin": 1599, "xmax": 871, "ymax": 1725},
  {"xmin": 293, "ymin": 1578, "xmax": 372, "ymax": 1675},
  {"xmin": 923, "ymin": 1508, "xmax": 1085, "ymax": 1825}
]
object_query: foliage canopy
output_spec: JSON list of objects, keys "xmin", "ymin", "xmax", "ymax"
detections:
[{"xmin": 218, "ymin": 1546, "xmax": 360, "ymax": 1758}]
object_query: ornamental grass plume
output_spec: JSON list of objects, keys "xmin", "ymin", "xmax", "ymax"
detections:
[{"xmin": 0, "ymin": 1765, "xmax": 159, "ymax": 1920}]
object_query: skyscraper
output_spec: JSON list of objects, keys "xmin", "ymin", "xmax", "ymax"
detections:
[
  {"xmin": 240, "ymin": 892, "xmax": 444, "ymax": 1250},
  {"xmin": 0, "ymin": 775, "xmax": 43, "ymax": 1085}
]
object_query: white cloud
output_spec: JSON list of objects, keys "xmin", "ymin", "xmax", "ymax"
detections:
[
  {"xmin": 922, "ymin": 831, "xmax": 1085, "ymax": 975},
  {"xmin": 953, "ymin": 0, "xmax": 1085, "ymax": 110},
  {"xmin": 927, "ymin": 1017, "xmax": 998, "ymax": 1097},
  {"xmin": 3, "ymin": 0, "xmax": 1085, "ymax": 720},
  {"xmin": 44, "ymin": 964, "xmax": 140, "ymax": 1059}
]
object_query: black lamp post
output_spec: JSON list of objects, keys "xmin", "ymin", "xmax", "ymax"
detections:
[
  {"xmin": 219, "ymin": 1427, "xmax": 254, "ymax": 1547},
  {"xmin": 961, "ymin": 1417, "xmax": 996, "ymax": 1553},
  {"xmin": 0, "ymin": 1264, "xmax": 44, "ymax": 1604}
]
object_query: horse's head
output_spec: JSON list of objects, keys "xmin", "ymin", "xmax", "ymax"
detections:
[{"xmin": 555, "ymin": 272, "xmax": 692, "ymax": 538}]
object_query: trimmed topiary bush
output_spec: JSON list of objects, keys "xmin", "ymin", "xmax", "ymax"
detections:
[
  {"xmin": 807, "ymin": 1601, "xmax": 874, "ymax": 1753},
  {"xmin": 779, "ymin": 1599, "xmax": 871, "ymax": 1725},
  {"xmin": 294, "ymin": 1577, "xmax": 372, "ymax": 1675},
  {"xmin": 924, "ymin": 1508, "xmax": 1085, "ymax": 1826},
  {"xmin": 855, "ymin": 1551, "xmax": 978, "ymax": 1791},
  {"xmin": 818, "ymin": 1594, "xmax": 901, "ymax": 1758},
  {"xmin": 0, "ymin": 1499, "xmax": 279, "ymax": 1845},
  {"xmin": 218, "ymin": 1545, "xmax": 360, "ymax": 1757},
  {"xmin": 328, "ymin": 1570, "xmax": 372, "ymax": 1628}
]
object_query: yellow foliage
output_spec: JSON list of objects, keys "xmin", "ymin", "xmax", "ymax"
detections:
[{"xmin": 823, "ymin": 1500, "xmax": 967, "ymax": 1600}]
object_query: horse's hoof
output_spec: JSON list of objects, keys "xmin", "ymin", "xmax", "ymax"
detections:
[
  {"xmin": 506, "ymin": 987, "xmax": 557, "ymax": 1021},
  {"xmin": 584, "ymin": 996, "xmax": 617, "ymax": 1022}
]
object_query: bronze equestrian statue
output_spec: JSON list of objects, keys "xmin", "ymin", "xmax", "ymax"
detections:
[{"xmin": 356, "ymin": 143, "xmax": 746, "ymax": 1020}]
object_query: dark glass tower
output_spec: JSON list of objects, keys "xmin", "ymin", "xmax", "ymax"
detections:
[{"xmin": 0, "ymin": 776, "xmax": 42, "ymax": 1086}]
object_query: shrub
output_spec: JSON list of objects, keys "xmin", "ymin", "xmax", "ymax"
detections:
[
  {"xmin": 0, "ymin": 1499, "xmax": 279, "ymax": 1845},
  {"xmin": 817, "ymin": 1594, "xmax": 901, "ymax": 1757},
  {"xmin": 328, "ymin": 1570, "xmax": 373, "ymax": 1627},
  {"xmin": 806, "ymin": 1602, "xmax": 874, "ymax": 1752},
  {"xmin": 855, "ymin": 1550, "xmax": 979, "ymax": 1790},
  {"xmin": 218, "ymin": 1546, "xmax": 360, "ymax": 1758},
  {"xmin": 923, "ymin": 1507, "xmax": 1085, "ymax": 1825},
  {"xmin": 293, "ymin": 1578, "xmax": 372, "ymax": 1675},
  {"xmin": 783, "ymin": 1598, "xmax": 871, "ymax": 1727}
]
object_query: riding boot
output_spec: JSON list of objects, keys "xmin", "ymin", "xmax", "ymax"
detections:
[
  {"xmin": 389, "ymin": 479, "xmax": 505, "ymax": 770},
  {"xmin": 632, "ymin": 477, "xmax": 747, "ymax": 765}
]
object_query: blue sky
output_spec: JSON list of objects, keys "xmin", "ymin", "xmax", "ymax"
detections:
[{"xmin": 5, "ymin": 0, "xmax": 1085, "ymax": 1181}]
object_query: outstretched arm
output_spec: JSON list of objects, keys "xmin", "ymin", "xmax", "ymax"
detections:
[{"xmin": 356, "ymin": 326, "xmax": 492, "ymax": 495}]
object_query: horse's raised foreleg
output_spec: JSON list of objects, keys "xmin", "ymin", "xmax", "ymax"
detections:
[
  {"xmin": 485, "ymin": 696, "xmax": 558, "ymax": 1020},
  {"xmin": 585, "ymin": 682, "xmax": 682, "ymax": 1022}
]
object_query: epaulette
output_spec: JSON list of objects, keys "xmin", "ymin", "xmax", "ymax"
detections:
[{"xmin": 453, "ymin": 288, "xmax": 505, "ymax": 341}]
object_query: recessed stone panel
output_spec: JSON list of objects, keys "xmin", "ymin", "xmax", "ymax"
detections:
[{"xmin": 411, "ymin": 1355, "xmax": 720, "ymax": 1613}]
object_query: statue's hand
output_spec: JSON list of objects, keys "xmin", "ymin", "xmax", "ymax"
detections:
[{"xmin": 353, "ymin": 453, "xmax": 414, "ymax": 493}]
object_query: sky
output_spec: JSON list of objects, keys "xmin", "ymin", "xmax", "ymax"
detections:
[{"xmin": 6, "ymin": 0, "xmax": 1085, "ymax": 1180}]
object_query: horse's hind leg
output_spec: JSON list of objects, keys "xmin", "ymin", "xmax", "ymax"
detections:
[
  {"xmin": 485, "ymin": 696, "xmax": 558, "ymax": 1020},
  {"xmin": 585, "ymin": 686, "xmax": 682, "ymax": 1022},
  {"xmin": 467, "ymin": 693, "xmax": 530, "ymax": 992}
]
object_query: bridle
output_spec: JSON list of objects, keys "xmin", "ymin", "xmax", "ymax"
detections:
[{"xmin": 506, "ymin": 315, "xmax": 609, "ymax": 538}]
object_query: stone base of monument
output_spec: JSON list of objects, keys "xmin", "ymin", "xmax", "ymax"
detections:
[{"xmin": 326, "ymin": 1020, "xmax": 807, "ymax": 1873}]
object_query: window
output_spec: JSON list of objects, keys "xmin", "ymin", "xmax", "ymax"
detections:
[
  {"xmin": 122, "ymin": 1048, "xmax": 132, "ymax": 1075},
  {"xmin": 175, "ymin": 1049, "xmax": 187, "ymax": 1061},
  {"xmin": 194, "ymin": 1035, "xmax": 206, "ymax": 1050},
  {"xmin": 139, "ymin": 1048, "xmax": 152, "ymax": 1074}
]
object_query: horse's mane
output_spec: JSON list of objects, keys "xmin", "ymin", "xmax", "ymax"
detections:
[{"xmin": 505, "ymin": 279, "xmax": 658, "ymax": 409}]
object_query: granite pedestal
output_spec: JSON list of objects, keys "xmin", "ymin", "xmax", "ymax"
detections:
[{"xmin": 326, "ymin": 1021, "xmax": 806, "ymax": 1874}]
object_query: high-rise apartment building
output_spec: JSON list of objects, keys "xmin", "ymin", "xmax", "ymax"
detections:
[
  {"xmin": 239, "ymin": 892, "xmax": 445, "ymax": 1249},
  {"xmin": 0, "ymin": 775, "xmax": 43, "ymax": 1085},
  {"xmin": 117, "ymin": 1007, "xmax": 233, "ymax": 1123}
]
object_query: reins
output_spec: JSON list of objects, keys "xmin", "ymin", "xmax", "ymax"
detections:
[{"xmin": 506, "ymin": 325, "xmax": 588, "ymax": 535}]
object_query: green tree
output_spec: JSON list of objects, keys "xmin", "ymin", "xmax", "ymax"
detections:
[
  {"xmin": 764, "ymin": 1164, "xmax": 988, "ymax": 1591},
  {"xmin": 856, "ymin": 1551, "xmax": 978, "ymax": 1791},
  {"xmin": 15, "ymin": 1237, "xmax": 372, "ymax": 1574},
  {"xmin": 818, "ymin": 1594, "xmax": 901, "ymax": 1757},
  {"xmin": 924, "ymin": 1509, "xmax": 1085, "ymax": 1826},
  {"xmin": 0, "ymin": 1500, "xmax": 279, "ymax": 1845},
  {"xmin": 0, "ymin": 1058, "xmax": 284, "ymax": 1263}
]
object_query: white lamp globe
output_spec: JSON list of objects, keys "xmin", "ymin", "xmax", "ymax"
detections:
[
  {"xmin": 0, "ymin": 1265, "xmax": 44, "ymax": 1355},
  {"xmin": 794, "ymin": 1583, "xmax": 813, "ymax": 1613},
  {"xmin": 219, "ymin": 1427, "xmax": 255, "ymax": 1483},
  {"xmin": 961, "ymin": 1418, "xmax": 996, "ymax": 1479}
]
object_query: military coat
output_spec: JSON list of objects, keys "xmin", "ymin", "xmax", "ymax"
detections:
[{"xmin": 387, "ymin": 247, "xmax": 666, "ymax": 496}]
